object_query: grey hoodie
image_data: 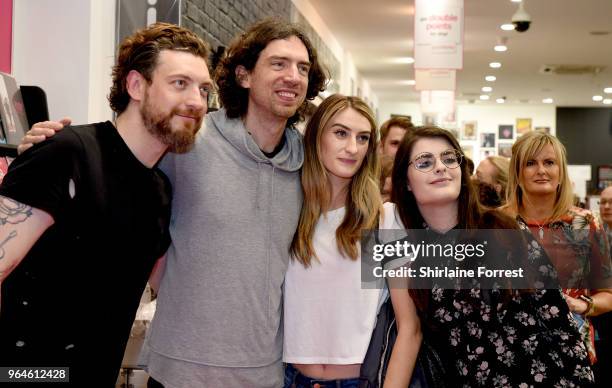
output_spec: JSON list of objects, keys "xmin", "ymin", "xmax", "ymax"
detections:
[{"xmin": 147, "ymin": 109, "xmax": 304, "ymax": 368}]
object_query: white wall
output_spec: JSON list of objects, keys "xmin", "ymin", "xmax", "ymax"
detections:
[
  {"xmin": 378, "ymin": 100, "xmax": 556, "ymax": 165},
  {"xmin": 456, "ymin": 103, "xmax": 555, "ymax": 165},
  {"xmin": 378, "ymin": 101, "xmax": 422, "ymax": 126},
  {"xmin": 87, "ymin": 0, "xmax": 116, "ymax": 123},
  {"xmin": 291, "ymin": 0, "xmax": 379, "ymax": 113},
  {"xmin": 12, "ymin": 0, "xmax": 115, "ymax": 125}
]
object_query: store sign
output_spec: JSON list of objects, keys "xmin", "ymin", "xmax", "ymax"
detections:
[
  {"xmin": 414, "ymin": 0, "xmax": 464, "ymax": 69},
  {"xmin": 415, "ymin": 69, "xmax": 456, "ymax": 91},
  {"xmin": 0, "ymin": 0, "xmax": 12, "ymax": 73}
]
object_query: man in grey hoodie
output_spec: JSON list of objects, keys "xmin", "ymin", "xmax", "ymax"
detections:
[
  {"xmin": 144, "ymin": 18, "xmax": 326, "ymax": 388},
  {"xmin": 19, "ymin": 18, "xmax": 327, "ymax": 387}
]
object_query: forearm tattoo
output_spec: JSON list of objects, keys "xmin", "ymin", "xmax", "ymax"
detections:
[
  {"xmin": 0, "ymin": 230, "xmax": 17, "ymax": 261},
  {"xmin": 0, "ymin": 197, "xmax": 32, "ymax": 225}
]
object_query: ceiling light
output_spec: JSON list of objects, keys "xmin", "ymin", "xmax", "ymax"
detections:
[
  {"xmin": 603, "ymin": 99, "xmax": 612, "ymax": 105},
  {"xmin": 604, "ymin": 87, "xmax": 612, "ymax": 94},
  {"xmin": 480, "ymin": 95, "xmax": 490, "ymax": 100},
  {"xmin": 494, "ymin": 37, "xmax": 508, "ymax": 52},
  {"xmin": 489, "ymin": 62, "xmax": 502, "ymax": 68},
  {"xmin": 501, "ymin": 23, "xmax": 515, "ymax": 31},
  {"xmin": 390, "ymin": 57, "xmax": 414, "ymax": 64},
  {"xmin": 511, "ymin": 0, "xmax": 522, "ymax": 2},
  {"xmin": 593, "ymin": 95, "xmax": 603, "ymax": 101},
  {"xmin": 398, "ymin": 79, "xmax": 416, "ymax": 86},
  {"xmin": 496, "ymin": 98, "xmax": 505, "ymax": 103},
  {"xmin": 485, "ymin": 75, "xmax": 496, "ymax": 82},
  {"xmin": 542, "ymin": 98, "xmax": 554, "ymax": 104},
  {"xmin": 482, "ymin": 86, "xmax": 493, "ymax": 92}
]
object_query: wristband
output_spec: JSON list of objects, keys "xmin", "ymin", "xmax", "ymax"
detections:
[{"xmin": 578, "ymin": 294, "xmax": 595, "ymax": 316}]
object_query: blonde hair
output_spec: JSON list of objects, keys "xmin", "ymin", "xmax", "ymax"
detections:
[
  {"xmin": 506, "ymin": 131, "xmax": 574, "ymax": 221},
  {"xmin": 487, "ymin": 156, "xmax": 510, "ymax": 200},
  {"xmin": 290, "ymin": 94, "xmax": 383, "ymax": 266}
]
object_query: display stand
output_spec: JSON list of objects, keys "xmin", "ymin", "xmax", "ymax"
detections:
[{"xmin": 0, "ymin": 143, "xmax": 17, "ymax": 158}]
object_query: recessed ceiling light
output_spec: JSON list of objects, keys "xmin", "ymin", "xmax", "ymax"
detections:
[
  {"xmin": 480, "ymin": 95, "xmax": 490, "ymax": 100},
  {"xmin": 593, "ymin": 95, "xmax": 604, "ymax": 101},
  {"xmin": 511, "ymin": 0, "xmax": 522, "ymax": 2},
  {"xmin": 494, "ymin": 37, "xmax": 508, "ymax": 52},
  {"xmin": 542, "ymin": 98, "xmax": 554, "ymax": 104},
  {"xmin": 603, "ymin": 99, "xmax": 612, "ymax": 105},
  {"xmin": 482, "ymin": 86, "xmax": 493, "ymax": 92},
  {"xmin": 496, "ymin": 98, "xmax": 505, "ymax": 104},
  {"xmin": 604, "ymin": 87, "xmax": 612, "ymax": 94},
  {"xmin": 390, "ymin": 57, "xmax": 414, "ymax": 64},
  {"xmin": 489, "ymin": 62, "xmax": 502, "ymax": 68},
  {"xmin": 485, "ymin": 75, "xmax": 496, "ymax": 82},
  {"xmin": 500, "ymin": 24, "xmax": 515, "ymax": 31}
]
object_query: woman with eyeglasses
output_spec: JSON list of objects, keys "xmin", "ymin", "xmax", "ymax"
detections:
[
  {"xmin": 384, "ymin": 126, "xmax": 594, "ymax": 386},
  {"xmin": 503, "ymin": 131, "xmax": 612, "ymax": 366},
  {"xmin": 283, "ymin": 94, "xmax": 420, "ymax": 388}
]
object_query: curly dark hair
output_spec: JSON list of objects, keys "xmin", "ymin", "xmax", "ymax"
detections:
[
  {"xmin": 109, "ymin": 22, "xmax": 211, "ymax": 115},
  {"xmin": 214, "ymin": 18, "xmax": 328, "ymax": 127}
]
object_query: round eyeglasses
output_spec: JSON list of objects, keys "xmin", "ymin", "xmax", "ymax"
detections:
[{"xmin": 408, "ymin": 149, "xmax": 463, "ymax": 172}]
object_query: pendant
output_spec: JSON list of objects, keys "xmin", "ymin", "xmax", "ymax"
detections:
[{"xmin": 538, "ymin": 226, "xmax": 544, "ymax": 240}]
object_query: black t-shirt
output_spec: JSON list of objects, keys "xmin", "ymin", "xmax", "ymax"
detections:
[{"xmin": 0, "ymin": 122, "xmax": 171, "ymax": 387}]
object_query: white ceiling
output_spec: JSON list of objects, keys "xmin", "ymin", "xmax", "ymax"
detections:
[{"xmin": 308, "ymin": 0, "xmax": 612, "ymax": 107}]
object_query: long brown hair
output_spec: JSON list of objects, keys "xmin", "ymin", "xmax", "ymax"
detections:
[
  {"xmin": 290, "ymin": 94, "xmax": 382, "ymax": 266},
  {"xmin": 391, "ymin": 126, "xmax": 486, "ymax": 229},
  {"xmin": 390, "ymin": 126, "xmax": 518, "ymax": 311}
]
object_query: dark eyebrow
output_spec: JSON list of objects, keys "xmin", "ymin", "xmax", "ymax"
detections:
[
  {"xmin": 331, "ymin": 123, "xmax": 371, "ymax": 134},
  {"xmin": 268, "ymin": 55, "xmax": 311, "ymax": 66},
  {"xmin": 168, "ymin": 73, "xmax": 213, "ymax": 87}
]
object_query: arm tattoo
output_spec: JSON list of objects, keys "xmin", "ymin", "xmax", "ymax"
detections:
[
  {"xmin": 0, "ymin": 230, "xmax": 17, "ymax": 261},
  {"xmin": 0, "ymin": 197, "xmax": 32, "ymax": 225}
]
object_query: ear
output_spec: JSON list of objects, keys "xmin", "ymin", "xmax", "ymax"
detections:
[
  {"xmin": 126, "ymin": 70, "xmax": 146, "ymax": 102},
  {"xmin": 235, "ymin": 65, "xmax": 251, "ymax": 89},
  {"xmin": 494, "ymin": 183, "xmax": 502, "ymax": 194}
]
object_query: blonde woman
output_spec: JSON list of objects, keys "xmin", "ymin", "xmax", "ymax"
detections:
[
  {"xmin": 505, "ymin": 130, "xmax": 612, "ymax": 364},
  {"xmin": 474, "ymin": 155, "xmax": 510, "ymax": 203},
  {"xmin": 283, "ymin": 94, "xmax": 420, "ymax": 388}
]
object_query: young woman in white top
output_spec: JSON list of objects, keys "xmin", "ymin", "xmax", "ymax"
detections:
[{"xmin": 283, "ymin": 94, "xmax": 421, "ymax": 388}]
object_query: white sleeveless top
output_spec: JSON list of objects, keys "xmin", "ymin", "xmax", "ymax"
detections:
[{"xmin": 283, "ymin": 207, "xmax": 383, "ymax": 364}]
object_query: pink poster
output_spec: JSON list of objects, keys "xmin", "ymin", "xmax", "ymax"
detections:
[{"xmin": 0, "ymin": 0, "xmax": 12, "ymax": 74}]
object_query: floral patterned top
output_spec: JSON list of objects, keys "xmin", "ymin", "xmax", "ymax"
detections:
[
  {"xmin": 518, "ymin": 206, "xmax": 612, "ymax": 364},
  {"xmin": 519, "ymin": 207, "xmax": 611, "ymax": 291},
  {"xmin": 418, "ymin": 225, "xmax": 595, "ymax": 387}
]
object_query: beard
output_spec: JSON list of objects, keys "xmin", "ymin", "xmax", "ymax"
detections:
[{"xmin": 140, "ymin": 92, "xmax": 203, "ymax": 154}]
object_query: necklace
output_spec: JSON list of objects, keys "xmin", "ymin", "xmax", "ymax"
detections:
[{"xmin": 531, "ymin": 219, "xmax": 549, "ymax": 241}]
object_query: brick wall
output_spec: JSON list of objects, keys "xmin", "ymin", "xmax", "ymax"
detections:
[{"xmin": 182, "ymin": 0, "xmax": 291, "ymax": 50}]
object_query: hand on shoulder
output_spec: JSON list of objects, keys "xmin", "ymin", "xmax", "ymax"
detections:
[{"xmin": 17, "ymin": 117, "xmax": 72, "ymax": 155}]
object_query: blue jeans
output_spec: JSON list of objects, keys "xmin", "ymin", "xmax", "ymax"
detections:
[{"xmin": 283, "ymin": 364, "xmax": 360, "ymax": 388}]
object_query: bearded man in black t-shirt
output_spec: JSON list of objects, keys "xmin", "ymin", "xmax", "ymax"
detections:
[{"xmin": 0, "ymin": 23, "xmax": 212, "ymax": 387}]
